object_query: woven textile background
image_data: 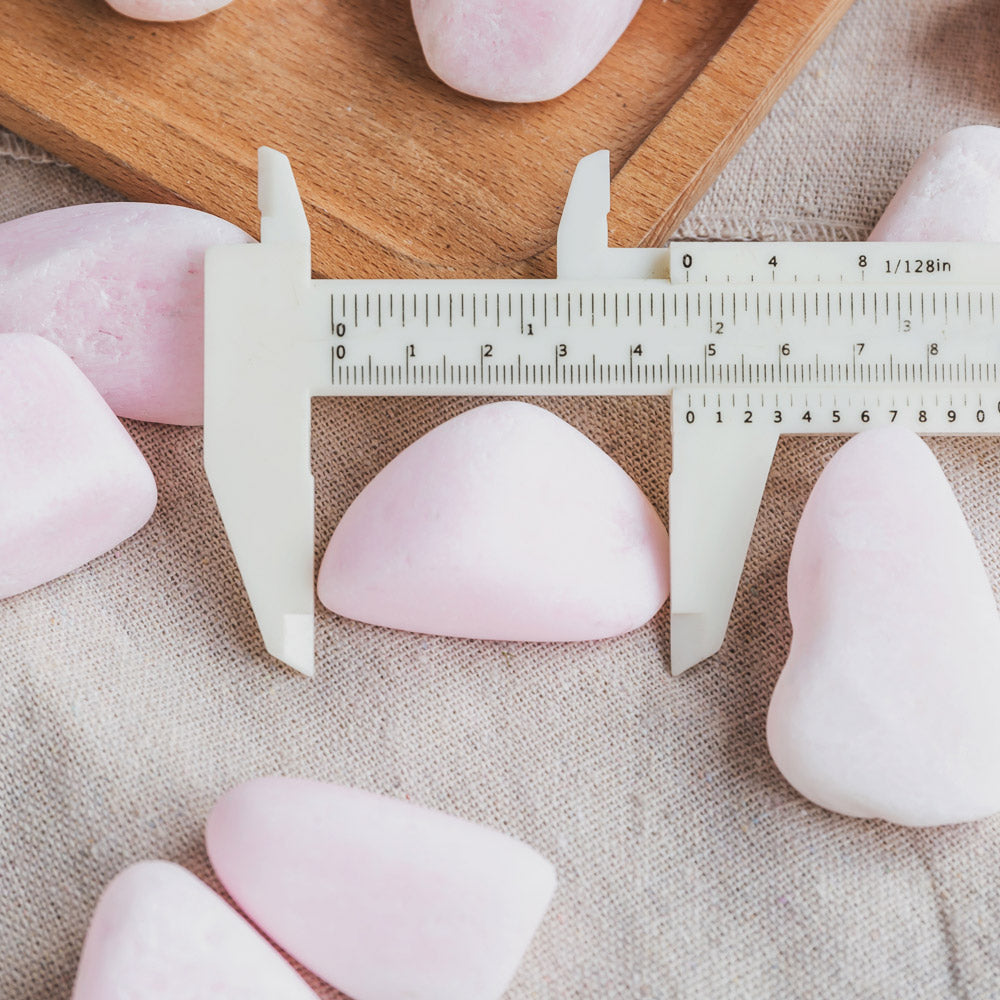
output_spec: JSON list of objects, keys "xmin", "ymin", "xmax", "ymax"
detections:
[{"xmin": 4, "ymin": 0, "xmax": 1000, "ymax": 997}]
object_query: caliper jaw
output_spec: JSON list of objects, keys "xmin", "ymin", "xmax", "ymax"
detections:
[
  {"xmin": 668, "ymin": 417, "xmax": 778, "ymax": 674},
  {"xmin": 204, "ymin": 148, "xmax": 317, "ymax": 676}
]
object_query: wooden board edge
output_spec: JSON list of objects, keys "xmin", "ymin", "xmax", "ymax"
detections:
[{"xmin": 609, "ymin": 0, "xmax": 857, "ymax": 250}]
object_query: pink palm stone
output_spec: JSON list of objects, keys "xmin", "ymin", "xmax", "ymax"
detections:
[
  {"xmin": 317, "ymin": 401, "xmax": 670, "ymax": 641},
  {"xmin": 411, "ymin": 0, "xmax": 643, "ymax": 102},
  {"xmin": 0, "ymin": 202, "xmax": 252, "ymax": 425},
  {"xmin": 0, "ymin": 334, "xmax": 157, "ymax": 599},
  {"xmin": 71, "ymin": 861, "xmax": 320, "ymax": 1000},
  {"xmin": 767, "ymin": 428, "xmax": 1000, "ymax": 826},
  {"xmin": 206, "ymin": 776, "xmax": 557, "ymax": 1000}
]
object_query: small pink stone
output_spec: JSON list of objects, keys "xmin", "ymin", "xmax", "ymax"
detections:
[
  {"xmin": 869, "ymin": 126, "xmax": 1000, "ymax": 241},
  {"xmin": 411, "ymin": 0, "xmax": 643, "ymax": 102},
  {"xmin": 103, "ymin": 0, "xmax": 235, "ymax": 20},
  {"xmin": 0, "ymin": 334, "xmax": 157, "ymax": 599},
  {"xmin": 206, "ymin": 776, "xmax": 557, "ymax": 1000},
  {"xmin": 317, "ymin": 401, "xmax": 670, "ymax": 641},
  {"xmin": 70, "ymin": 861, "xmax": 320, "ymax": 1000},
  {"xmin": 767, "ymin": 428, "xmax": 1000, "ymax": 826},
  {"xmin": 0, "ymin": 202, "xmax": 253, "ymax": 425}
]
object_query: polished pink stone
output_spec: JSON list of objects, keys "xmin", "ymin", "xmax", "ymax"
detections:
[
  {"xmin": 71, "ymin": 861, "xmax": 320, "ymax": 1000},
  {"xmin": 869, "ymin": 126, "xmax": 1000, "ymax": 240},
  {"xmin": 0, "ymin": 334, "xmax": 157, "ymax": 599},
  {"xmin": 0, "ymin": 202, "xmax": 252, "ymax": 425},
  {"xmin": 317, "ymin": 401, "xmax": 670, "ymax": 641},
  {"xmin": 411, "ymin": 0, "xmax": 643, "ymax": 102},
  {"xmin": 206, "ymin": 776, "xmax": 557, "ymax": 1000},
  {"xmin": 767, "ymin": 428, "xmax": 1000, "ymax": 826},
  {"xmin": 104, "ymin": 0, "xmax": 235, "ymax": 20}
]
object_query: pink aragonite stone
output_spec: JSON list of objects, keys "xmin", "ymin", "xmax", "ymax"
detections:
[
  {"xmin": 767, "ymin": 428, "xmax": 1000, "ymax": 826},
  {"xmin": 71, "ymin": 861, "xmax": 320, "ymax": 1000},
  {"xmin": 869, "ymin": 126, "xmax": 1000, "ymax": 241},
  {"xmin": 206, "ymin": 776, "xmax": 556, "ymax": 1000},
  {"xmin": 0, "ymin": 202, "xmax": 252, "ymax": 425},
  {"xmin": 317, "ymin": 401, "xmax": 670, "ymax": 641},
  {"xmin": 103, "ymin": 0, "xmax": 234, "ymax": 20},
  {"xmin": 0, "ymin": 334, "xmax": 156, "ymax": 599},
  {"xmin": 411, "ymin": 0, "xmax": 643, "ymax": 102}
]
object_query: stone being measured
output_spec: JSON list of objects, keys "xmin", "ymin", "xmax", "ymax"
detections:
[
  {"xmin": 869, "ymin": 125, "xmax": 1000, "ymax": 241},
  {"xmin": 0, "ymin": 334, "xmax": 157, "ymax": 600},
  {"xmin": 103, "ymin": 0, "xmax": 235, "ymax": 20},
  {"xmin": 767, "ymin": 428, "xmax": 1000, "ymax": 826},
  {"xmin": 206, "ymin": 776, "xmax": 557, "ymax": 1000},
  {"xmin": 0, "ymin": 202, "xmax": 252, "ymax": 425},
  {"xmin": 71, "ymin": 861, "xmax": 320, "ymax": 1000},
  {"xmin": 411, "ymin": 0, "xmax": 643, "ymax": 102},
  {"xmin": 317, "ymin": 401, "xmax": 670, "ymax": 641}
]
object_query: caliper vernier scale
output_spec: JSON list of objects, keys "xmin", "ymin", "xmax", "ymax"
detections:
[{"xmin": 204, "ymin": 147, "xmax": 1000, "ymax": 678}]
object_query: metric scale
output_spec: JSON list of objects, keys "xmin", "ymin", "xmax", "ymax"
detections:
[{"xmin": 204, "ymin": 148, "xmax": 1000, "ymax": 677}]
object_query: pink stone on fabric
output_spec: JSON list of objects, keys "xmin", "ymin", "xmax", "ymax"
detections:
[
  {"xmin": 767, "ymin": 428, "xmax": 1000, "ymax": 826},
  {"xmin": 206, "ymin": 776, "xmax": 556, "ymax": 1000},
  {"xmin": 103, "ymin": 0, "xmax": 234, "ymax": 20},
  {"xmin": 0, "ymin": 202, "xmax": 252, "ymax": 425},
  {"xmin": 317, "ymin": 401, "xmax": 670, "ymax": 641},
  {"xmin": 411, "ymin": 0, "xmax": 643, "ymax": 102},
  {"xmin": 0, "ymin": 334, "xmax": 157, "ymax": 599},
  {"xmin": 869, "ymin": 126, "xmax": 1000, "ymax": 241},
  {"xmin": 70, "ymin": 861, "xmax": 320, "ymax": 1000}
]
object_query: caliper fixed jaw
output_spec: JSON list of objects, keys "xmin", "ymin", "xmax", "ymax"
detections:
[{"xmin": 204, "ymin": 148, "xmax": 317, "ymax": 676}]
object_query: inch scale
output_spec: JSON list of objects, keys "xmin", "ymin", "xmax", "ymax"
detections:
[{"xmin": 204, "ymin": 148, "xmax": 1000, "ymax": 678}]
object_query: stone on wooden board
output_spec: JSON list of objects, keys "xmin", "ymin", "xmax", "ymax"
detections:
[
  {"xmin": 411, "ymin": 0, "xmax": 643, "ymax": 102},
  {"xmin": 104, "ymin": 0, "xmax": 235, "ymax": 21}
]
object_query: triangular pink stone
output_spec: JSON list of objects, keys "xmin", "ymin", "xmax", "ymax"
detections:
[
  {"xmin": 767, "ymin": 427, "xmax": 1000, "ymax": 826},
  {"xmin": 206, "ymin": 777, "xmax": 557, "ymax": 1000},
  {"xmin": 70, "ymin": 861, "xmax": 320, "ymax": 999},
  {"xmin": 317, "ymin": 401, "xmax": 669, "ymax": 641}
]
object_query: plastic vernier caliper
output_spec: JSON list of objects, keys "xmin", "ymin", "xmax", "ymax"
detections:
[{"xmin": 205, "ymin": 148, "xmax": 1000, "ymax": 676}]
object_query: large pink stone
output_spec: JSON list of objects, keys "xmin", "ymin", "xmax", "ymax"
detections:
[
  {"xmin": 71, "ymin": 861, "xmax": 320, "ymax": 1000},
  {"xmin": 317, "ymin": 401, "xmax": 670, "ymax": 641},
  {"xmin": 0, "ymin": 202, "xmax": 252, "ymax": 425},
  {"xmin": 206, "ymin": 777, "xmax": 556, "ymax": 1000},
  {"xmin": 869, "ymin": 126, "xmax": 1000, "ymax": 240},
  {"xmin": 0, "ymin": 334, "xmax": 157, "ymax": 599},
  {"xmin": 767, "ymin": 428, "xmax": 1000, "ymax": 826},
  {"xmin": 103, "ymin": 0, "xmax": 235, "ymax": 20},
  {"xmin": 411, "ymin": 0, "xmax": 643, "ymax": 102}
]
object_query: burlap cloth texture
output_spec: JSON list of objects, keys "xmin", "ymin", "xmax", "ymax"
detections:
[{"xmin": 5, "ymin": 0, "xmax": 1000, "ymax": 996}]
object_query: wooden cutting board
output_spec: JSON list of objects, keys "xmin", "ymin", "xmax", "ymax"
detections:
[{"xmin": 0, "ymin": 0, "xmax": 854, "ymax": 279}]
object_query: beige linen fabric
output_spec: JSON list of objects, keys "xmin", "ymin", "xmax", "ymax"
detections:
[{"xmin": 5, "ymin": 0, "xmax": 1000, "ymax": 996}]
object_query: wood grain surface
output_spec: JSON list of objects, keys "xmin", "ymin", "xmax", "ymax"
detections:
[{"xmin": 0, "ymin": 0, "xmax": 855, "ymax": 279}]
